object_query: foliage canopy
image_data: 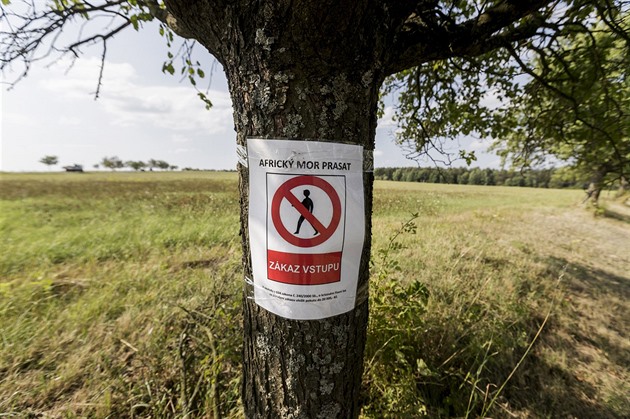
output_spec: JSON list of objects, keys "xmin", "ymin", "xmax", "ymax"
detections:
[
  {"xmin": 384, "ymin": 2, "xmax": 629, "ymax": 170},
  {"xmin": 494, "ymin": 16, "xmax": 630, "ymax": 197}
]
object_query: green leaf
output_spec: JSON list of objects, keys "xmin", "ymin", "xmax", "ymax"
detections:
[
  {"xmin": 198, "ymin": 93, "xmax": 213, "ymax": 110},
  {"xmin": 162, "ymin": 62, "xmax": 175, "ymax": 75},
  {"xmin": 459, "ymin": 150, "xmax": 477, "ymax": 166}
]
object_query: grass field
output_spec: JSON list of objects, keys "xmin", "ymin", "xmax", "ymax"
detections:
[{"xmin": 1, "ymin": 172, "xmax": 628, "ymax": 418}]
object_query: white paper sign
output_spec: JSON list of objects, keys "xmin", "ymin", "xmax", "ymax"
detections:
[{"xmin": 247, "ymin": 138, "xmax": 365, "ymax": 320}]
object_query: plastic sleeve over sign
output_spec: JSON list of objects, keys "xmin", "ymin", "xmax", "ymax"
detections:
[
  {"xmin": 356, "ymin": 148, "xmax": 372, "ymax": 307},
  {"xmin": 236, "ymin": 144, "xmax": 248, "ymax": 168},
  {"xmin": 245, "ymin": 138, "xmax": 371, "ymax": 320},
  {"xmin": 354, "ymin": 276, "xmax": 369, "ymax": 308},
  {"xmin": 363, "ymin": 149, "xmax": 374, "ymax": 173}
]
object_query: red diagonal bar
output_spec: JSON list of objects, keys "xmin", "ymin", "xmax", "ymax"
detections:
[
  {"xmin": 283, "ymin": 190, "xmax": 329, "ymax": 235},
  {"xmin": 271, "ymin": 175, "xmax": 342, "ymax": 248}
]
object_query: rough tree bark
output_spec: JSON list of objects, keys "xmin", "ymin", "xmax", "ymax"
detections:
[
  {"xmin": 225, "ymin": 26, "xmax": 383, "ymax": 419},
  {"xmin": 228, "ymin": 54, "xmax": 381, "ymax": 419},
  {"xmin": 232, "ymin": 76, "xmax": 379, "ymax": 417}
]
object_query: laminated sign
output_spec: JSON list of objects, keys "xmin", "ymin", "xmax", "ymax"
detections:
[{"xmin": 247, "ymin": 138, "xmax": 365, "ymax": 320}]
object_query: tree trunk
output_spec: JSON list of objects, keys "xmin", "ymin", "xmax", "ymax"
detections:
[
  {"xmin": 226, "ymin": 65, "xmax": 381, "ymax": 417},
  {"xmin": 163, "ymin": 2, "xmax": 390, "ymax": 415},
  {"xmin": 585, "ymin": 167, "xmax": 607, "ymax": 206},
  {"xmin": 617, "ymin": 176, "xmax": 629, "ymax": 196},
  {"xmin": 223, "ymin": 22, "xmax": 384, "ymax": 419}
]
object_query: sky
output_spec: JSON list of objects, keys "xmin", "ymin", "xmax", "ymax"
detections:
[{"xmin": 0, "ymin": 19, "xmax": 500, "ymax": 172}]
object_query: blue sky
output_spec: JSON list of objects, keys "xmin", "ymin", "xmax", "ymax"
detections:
[{"xmin": 1, "ymin": 20, "xmax": 500, "ymax": 172}]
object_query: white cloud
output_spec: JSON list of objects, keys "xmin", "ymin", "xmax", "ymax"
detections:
[
  {"xmin": 171, "ymin": 134, "xmax": 192, "ymax": 143},
  {"xmin": 2, "ymin": 111, "xmax": 31, "ymax": 126},
  {"xmin": 1, "ymin": 27, "xmax": 241, "ymax": 172},
  {"xmin": 468, "ymin": 138, "xmax": 492, "ymax": 151},
  {"xmin": 40, "ymin": 57, "xmax": 234, "ymax": 135},
  {"xmin": 102, "ymin": 85, "xmax": 233, "ymax": 134},
  {"xmin": 41, "ymin": 58, "xmax": 137, "ymax": 98},
  {"xmin": 480, "ymin": 89, "xmax": 509, "ymax": 109},
  {"xmin": 377, "ymin": 105, "xmax": 396, "ymax": 128},
  {"xmin": 58, "ymin": 116, "xmax": 83, "ymax": 126}
]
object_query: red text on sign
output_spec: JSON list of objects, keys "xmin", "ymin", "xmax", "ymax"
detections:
[{"xmin": 267, "ymin": 250, "xmax": 342, "ymax": 285}]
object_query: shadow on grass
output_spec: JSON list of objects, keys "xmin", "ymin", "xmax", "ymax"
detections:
[
  {"xmin": 550, "ymin": 256, "xmax": 630, "ymax": 300},
  {"xmin": 602, "ymin": 199, "xmax": 630, "ymax": 224},
  {"xmin": 603, "ymin": 208, "xmax": 630, "ymax": 224},
  {"xmin": 505, "ymin": 257, "xmax": 630, "ymax": 418},
  {"xmin": 177, "ymin": 259, "xmax": 222, "ymax": 270}
]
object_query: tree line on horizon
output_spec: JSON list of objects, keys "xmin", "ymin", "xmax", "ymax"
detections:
[
  {"xmin": 374, "ymin": 166, "xmax": 592, "ymax": 189},
  {"xmin": 98, "ymin": 156, "xmax": 178, "ymax": 171},
  {"xmin": 40, "ymin": 153, "xmax": 592, "ymax": 190},
  {"xmin": 40, "ymin": 155, "xmax": 179, "ymax": 171}
]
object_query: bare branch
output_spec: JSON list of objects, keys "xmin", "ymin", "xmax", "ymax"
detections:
[
  {"xmin": 1, "ymin": 1, "xmax": 130, "ymax": 84},
  {"xmin": 0, "ymin": 0, "xmax": 195, "ymax": 93}
]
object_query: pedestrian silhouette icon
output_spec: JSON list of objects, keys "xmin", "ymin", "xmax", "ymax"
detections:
[
  {"xmin": 294, "ymin": 189, "xmax": 319, "ymax": 235},
  {"xmin": 270, "ymin": 175, "xmax": 342, "ymax": 248}
]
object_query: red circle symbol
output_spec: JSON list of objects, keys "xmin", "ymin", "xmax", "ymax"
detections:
[{"xmin": 271, "ymin": 175, "xmax": 341, "ymax": 247}]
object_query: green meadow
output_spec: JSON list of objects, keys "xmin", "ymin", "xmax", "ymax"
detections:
[{"xmin": 1, "ymin": 172, "xmax": 628, "ymax": 418}]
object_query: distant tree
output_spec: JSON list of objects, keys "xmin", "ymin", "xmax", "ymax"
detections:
[
  {"xmin": 459, "ymin": 171, "xmax": 470, "ymax": 185},
  {"xmin": 125, "ymin": 160, "xmax": 146, "ymax": 171},
  {"xmin": 101, "ymin": 156, "xmax": 124, "ymax": 171},
  {"xmin": 145, "ymin": 159, "xmax": 170, "ymax": 171},
  {"xmin": 484, "ymin": 168, "xmax": 496, "ymax": 186},
  {"xmin": 391, "ymin": 168, "xmax": 404, "ymax": 182},
  {"xmin": 39, "ymin": 155, "xmax": 58, "ymax": 169},
  {"xmin": 147, "ymin": 159, "xmax": 158, "ymax": 171},
  {"xmin": 155, "ymin": 160, "xmax": 170, "ymax": 170},
  {"xmin": 549, "ymin": 166, "xmax": 587, "ymax": 189},
  {"xmin": 468, "ymin": 168, "xmax": 486, "ymax": 185},
  {"xmin": 402, "ymin": 169, "xmax": 414, "ymax": 182},
  {"xmin": 169, "ymin": 165, "xmax": 178, "ymax": 171}
]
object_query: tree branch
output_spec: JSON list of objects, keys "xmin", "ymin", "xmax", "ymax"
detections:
[
  {"xmin": 140, "ymin": 0, "xmax": 194, "ymax": 39},
  {"xmin": 385, "ymin": 0, "xmax": 550, "ymax": 75}
]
